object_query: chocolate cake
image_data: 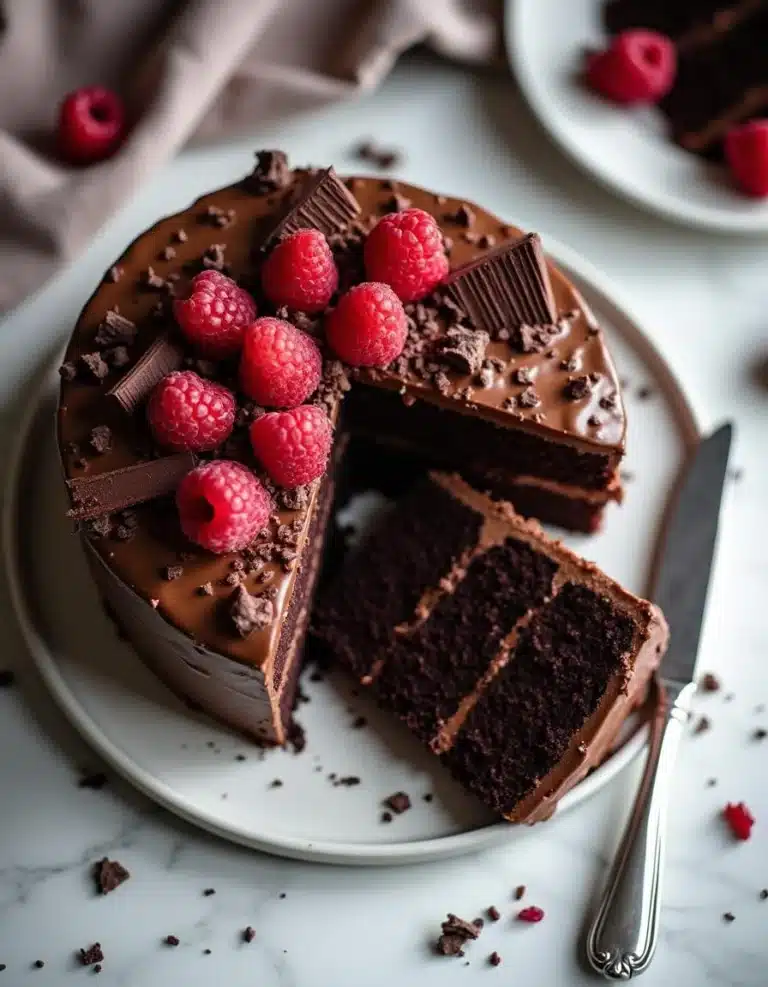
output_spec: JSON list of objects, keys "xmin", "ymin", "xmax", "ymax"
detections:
[
  {"xmin": 57, "ymin": 150, "xmax": 628, "ymax": 747},
  {"xmin": 313, "ymin": 474, "xmax": 668, "ymax": 822},
  {"xmin": 604, "ymin": 0, "xmax": 768, "ymax": 156}
]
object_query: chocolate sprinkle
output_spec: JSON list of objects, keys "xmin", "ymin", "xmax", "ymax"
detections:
[
  {"xmin": 66, "ymin": 453, "xmax": 196, "ymax": 520},
  {"xmin": 228, "ymin": 586, "xmax": 274, "ymax": 638},
  {"xmin": 265, "ymin": 168, "xmax": 361, "ymax": 244},
  {"xmin": 107, "ymin": 335, "xmax": 183, "ymax": 414},
  {"xmin": 93, "ymin": 857, "xmax": 129, "ymax": 894},
  {"xmin": 445, "ymin": 233, "xmax": 557, "ymax": 334}
]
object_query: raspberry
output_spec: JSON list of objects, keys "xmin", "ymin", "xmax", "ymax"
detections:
[
  {"xmin": 723, "ymin": 802, "xmax": 755, "ymax": 841},
  {"xmin": 261, "ymin": 229, "xmax": 339, "ymax": 313},
  {"xmin": 725, "ymin": 121, "xmax": 768, "ymax": 198},
  {"xmin": 364, "ymin": 208, "xmax": 449, "ymax": 303},
  {"xmin": 249, "ymin": 405, "xmax": 332, "ymax": 488},
  {"xmin": 325, "ymin": 282, "xmax": 407, "ymax": 367},
  {"xmin": 239, "ymin": 317, "xmax": 322, "ymax": 408},
  {"xmin": 516, "ymin": 907, "xmax": 545, "ymax": 924},
  {"xmin": 58, "ymin": 86, "xmax": 126, "ymax": 165},
  {"xmin": 174, "ymin": 271, "xmax": 257, "ymax": 358},
  {"xmin": 147, "ymin": 371, "xmax": 235, "ymax": 452},
  {"xmin": 586, "ymin": 30, "xmax": 676, "ymax": 105},
  {"xmin": 176, "ymin": 461, "xmax": 271, "ymax": 554}
]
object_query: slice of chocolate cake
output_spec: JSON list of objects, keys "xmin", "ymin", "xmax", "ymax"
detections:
[
  {"xmin": 313, "ymin": 474, "xmax": 667, "ymax": 822},
  {"xmin": 604, "ymin": 0, "xmax": 768, "ymax": 156},
  {"xmin": 57, "ymin": 151, "xmax": 629, "ymax": 745}
]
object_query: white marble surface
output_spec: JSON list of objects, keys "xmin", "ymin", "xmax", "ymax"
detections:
[{"xmin": 0, "ymin": 55, "xmax": 766, "ymax": 985}]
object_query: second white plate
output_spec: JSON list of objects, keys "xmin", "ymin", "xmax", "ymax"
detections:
[
  {"xmin": 4, "ymin": 238, "xmax": 697, "ymax": 866},
  {"xmin": 508, "ymin": 0, "xmax": 768, "ymax": 234}
]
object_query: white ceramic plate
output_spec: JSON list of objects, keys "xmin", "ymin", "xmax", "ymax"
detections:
[
  {"xmin": 508, "ymin": 0, "xmax": 768, "ymax": 233},
  {"xmin": 3, "ymin": 238, "xmax": 698, "ymax": 866}
]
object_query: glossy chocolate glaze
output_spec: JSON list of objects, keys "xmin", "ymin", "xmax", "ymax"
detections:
[{"xmin": 57, "ymin": 162, "xmax": 627, "ymax": 682}]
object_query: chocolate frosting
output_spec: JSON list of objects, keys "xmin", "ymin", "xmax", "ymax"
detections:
[{"xmin": 57, "ymin": 162, "xmax": 627, "ymax": 682}]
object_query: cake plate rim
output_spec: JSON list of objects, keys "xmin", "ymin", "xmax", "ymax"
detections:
[
  {"xmin": 3, "ymin": 235, "xmax": 700, "ymax": 866},
  {"xmin": 507, "ymin": 0, "xmax": 768, "ymax": 235}
]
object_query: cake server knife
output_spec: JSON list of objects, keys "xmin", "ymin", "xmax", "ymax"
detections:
[{"xmin": 586, "ymin": 422, "xmax": 733, "ymax": 981}]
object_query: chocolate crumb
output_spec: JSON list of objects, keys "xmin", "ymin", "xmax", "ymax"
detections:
[
  {"xmin": 351, "ymin": 715, "xmax": 367, "ymax": 729},
  {"xmin": 381, "ymin": 811, "xmax": 393, "ymax": 823},
  {"xmin": 93, "ymin": 857, "xmax": 129, "ymax": 894},
  {"xmin": 80, "ymin": 352, "xmax": 110, "ymax": 380},
  {"xmin": 89, "ymin": 425, "xmax": 112, "ymax": 454},
  {"xmin": 173, "ymin": 228, "xmax": 188, "ymax": 243},
  {"xmin": 243, "ymin": 926, "xmax": 256, "ymax": 943},
  {"xmin": 693, "ymin": 715, "xmax": 711, "ymax": 735},
  {"xmin": 78, "ymin": 771, "xmax": 108, "ymax": 790},
  {"xmin": 203, "ymin": 888, "xmax": 216, "ymax": 896},
  {"xmin": 33, "ymin": 960, "xmax": 44, "ymax": 969},
  {"xmin": 423, "ymin": 793, "xmax": 433, "ymax": 803},
  {"xmin": 203, "ymin": 949, "xmax": 211, "ymax": 955},
  {"xmin": 141, "ymin": 266, "xmax": 166, "ymax": 290},
  {"xmin": 487, "ymin": 906, "xmax": 500, "ymax": 922},
  {"xmin": 637, "ymin": 385, "xmax": 654, "ymax": 401},
  {"xmin": 336, "ymin": 775, "xmax": 361, "ymax": 787},
  {"xmin": 511, "ymin": 366, "xmax": 535, "ymax": 385},
  {"xmin": 107, "ymin": 345, "xmax": 131, "ymax": 369},
  {"xmin": 279, "ymin": 893, "xmax": 286, "ymax": 899},
  {"xmin": 105, "ymin": 265, "xmax": 122, "ymax": 283},
  {"xmin": 229, "ymin": 586, "xmax": 274, "ymax": 638},
  {"xmin": 79, "ymin": 944, "xmax": 104, "ymax": 967},
  {"xmin": 753, "ymin": 728, "xmax": 767, "ymax": 741},
  {"xmin": 723, "ymin": 912, "xmax": 735, "ymax": 923},
  {"xmin": 198, "ymin": 582, "xmax": 214, "ymax": 596},
  {"xmin": 563, "ymin": 374, "xmax": 593, "ymax": 401},
  {"xmin": 0, "ymin": 670, "xmax": 15, "ymax": 688},
  {"xmin": 706, "ymin": 778, "xmax": 718, "ymax": 787},
  {"xmin": 436, "ymin": 914, "xmax": 481, "ymax": 958},
  {"xmin": 94, "ymin": 309, "xmax": 137, "ymax": 348},
  {"xmin": 517, "ymin": 387, "xmax": 540, "ymax": 409},
  {"xmin": 760, "ymin": 889, "xmax": 768, "ymax": 900},
  {"xmin": 163, "ymin": 565, "xmax": 183, "ymax": 581},
  {"xmin": 514, "ymin": 885, "xmax": 526, "ymax": 900},
  {"xmin": 270, "ymin": 779, "xmax": 283, "ymax": 789},
  {"xmin": 164, "ymin": 935, "xmax": 180, "ymax": 946},
  {"xmin": 489, "ymin": 952, "xmax": 502, "ymax": 967},
  {"xmin": 59, "ymin": 361, "xmax": 78, "ymax": 381},
  {"xmin": 161, "ymin": 245, "xmax": 176, "ymax": 261},
  {"xmin": 202, "ymin": 243, "xmax": 226, "ymax": 271},
  {"xmin": 587, "ymin": 414, "xmax": 602, "ymax": 427},
  {"xmin": 699, "ymin": 673, "xmax": 721, "ymax": 693},
  {"xmin": 383, "ymin": 791, "xmax": 411, "ymax": 814}
]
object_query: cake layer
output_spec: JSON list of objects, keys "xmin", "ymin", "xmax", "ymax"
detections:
[{"xmin": 313, "ymin": 474, "xmax": 668, "ymax": 822}]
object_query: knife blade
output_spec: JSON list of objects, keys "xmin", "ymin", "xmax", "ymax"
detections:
[{"xmin": 653, "ymin": 422, "xmax": 733, "ymax": 687}]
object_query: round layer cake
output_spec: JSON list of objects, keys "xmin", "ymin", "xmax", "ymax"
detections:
[{"xmin": 57, "ymin": 151, "xmax": 627, "ymax": 747}]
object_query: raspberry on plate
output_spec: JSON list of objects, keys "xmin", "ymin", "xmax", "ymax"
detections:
[
  {"xmin": 174, "ymin": 271, "xmax": 257, "ymax": 358},
  {"xmin": 325, "ymin": 282, "xmax": 407, "ymax": 367},
  {"xmin": 58, "ymin": 86, "xmax": 126, "ymax": 165},
  {"xmin": 586, "ymin": 30, "xmax": 676, "ymax": 106},
  {"xmin": 249, "ymin": 405, "xmax": 332, "ymax": 488},
  {"xmin": 239, "ymin": 317, "xmax": 322, "ymax": 408},
  {"xmin": 364, "ymin": 208, "xmax": 449, "ymax": 303},
  {"xmin": 147, "ymin": 370, "xmax": 235, "ymax": 453},
  {"xmin": 176, "ymin": 460, "xmax": 271, "ymax": 554},
  {"xmin": 725, "ymin": 121, "xmax": 768, "ymax": 198},
  {"xmin": 261, "ymin": 229, "xmax": 339, "ymax": 313},
  {"xmin": 723, "ymin": 802, "xmax": 755, "ymax": 841}
]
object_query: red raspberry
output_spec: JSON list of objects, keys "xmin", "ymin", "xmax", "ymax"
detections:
[
  {"xmin": 249, "ymin": 405, "xmax": 332, "ymax": 488},
  {"xmin": 725, "ymin": 121, "xmax": 768, "ymax": 198},
  {"xmin": 147, "ymin": 371, "xmax": 235, "ymax": 453},
  {"xmin": 239, "ymin": 317, "xmax": 321, "ymax": 408},
  {"xmin": 174, "ymin": 271, "xmax": 257, "ymax": 358},
  {"xmin": 325, "ymin": 282, "xmax": 407, "ymax": 367},
  {"xmin": 261, "ymin": 229, "xmax": 339, "ymax": 313},
  {"xmin": 58, "ymin": 86, "xmax": 126, "ymax": 165},
  {"xmin": 176, "ymin": 460, "xmax": 271, "ymax": 554},
  {"xmin": 364, "ymin": 208, "xmax": 449, "ymax": 303},
  {"xmin": 586, "ymin": 30, "xmax": 676, "ymax": 105},
  {"xmin": 723, "ymin": 802, "xmax": 755, "ymax": 841},
  {"xmin": 516, "ymin": 907, "xmax": 545, "ymax": 924}
]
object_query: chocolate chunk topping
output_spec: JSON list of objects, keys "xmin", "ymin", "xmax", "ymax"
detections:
[
  {"xmin": 563, "ymin": 375, "xmax": 593, "ymax": 401},
  {"xmin": 161, "ymin": 245, "xmax": 176, "ymax": 260},
  {"xmin": 107, "ymin": 335, "xmax": 184, "ymax": 413},
  {"xmin": 93, "ymin": 858, "xmax": 129, "ymax": 894},
  {"xmin": 244, "ymin": 150, "xmax": 291, "ymax": 194},
  {"xmin": 229, "ymin": 587, "xmax": 274, "ymax": 638},
  {"xmin": 436, "ymin": 914, "xmax": 481, "ymax": 957},
  {"xmin": 518, "ymin": 323, "xmax": 555, "ymax": 354},
  {"xmin": 243, "ymin": 926, "xmax": 256, "ymax": 943},
  {"xmin": 105, "ymin": 265, "xmax": 122, "ymax": 283},
  {"xmin": 163, "ymin": 565, "xmax": 183, "ymax": 581},
  {"xmin": 517, "ymin": 387, "xmax": 540, "ymax": 409},
  {"xmin": 202, "ymin": 243, "xmax": 226, "ymax": 270},
  {"xmin": 66, "ymin": 452, "xmax": 196, "ymax": 520},
  {"xmin": 79, "ymin": 944, "xmax": 104, "ymax": 967},
  {"xmin": 141, "ymin": 266, "xmax": 166, "ymax": 290},
  {"xmin": 173, "ymin": 228, "xmax": 188, "ymax": 243},
  {"xmin": 511, "ymin": 366, "xmax": 535, "ymax": 385},
  {"xmin": 80, "ymin": 352, "xmax": 110, "ymax": 380},
  {"xmin": 445, "ymin": 233, "xmax": 557, "ymax": 334},
  {"xmin": 599, "ymin": 392, "xmax": 618, "ymax": 410},
  {"xmin": 164, "ymin": 935, "xmax": 180, "ymax": 946},
  {"xmin": 383, "ymin": 791, "xmax": 411, "ymax": 814},
  {"xmin": 435, "ymin": 327, "xmax": 489, "ymax": 376},
  {"xmin": 94, "ymin": 309, "xmax": 137, "ymax": 348},
  {"xmin": 89, "ymin": 425, "xmax": 112, "ymax": 454},
  {"xmin": 59, "ymin": 361, "xmax": 78, "ymax": 381},
  {"xmin": 265, "ymin": 168, "xmax": 361, "ymax": 244}
]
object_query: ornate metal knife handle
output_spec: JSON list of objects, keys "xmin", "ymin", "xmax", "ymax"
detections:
[{"xmin": 586, "ymin": 679, "xmax": 696, "ymax": 980}]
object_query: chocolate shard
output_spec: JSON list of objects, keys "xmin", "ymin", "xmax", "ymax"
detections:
[
  {"xmin": 265, "ymin": 168, "xmax": 361, "ymax": 245},
  {"xmin": 435, "ymin": 326, "xmax": 489, "ymax": 376},
  {"xmin": 445, "ymin": 233, "xmax": 557, "ymax": 334},
  {"xmin": 244, "ymin": 149, "xmax": 291, "ymax": 195},
  {"xmin": 107, "ymin": 334, "xmax": 183, "ymax": 413},
  {"xmin": 229, "ymin": 586, "xmax": 274, "ymax": 638},
  {"xmin": 66, "ymin": 453, "xmax": 196, "ymax": 520}
]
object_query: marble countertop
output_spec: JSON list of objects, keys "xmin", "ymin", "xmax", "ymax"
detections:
[{"xmin": 0, "ymin": 55, "xmax": 766, "ymax": 987}]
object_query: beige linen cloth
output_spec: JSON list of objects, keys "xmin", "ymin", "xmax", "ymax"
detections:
[{"xmin": 0, "ymin": 0, "xmax": 502, "ymax": 314}]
